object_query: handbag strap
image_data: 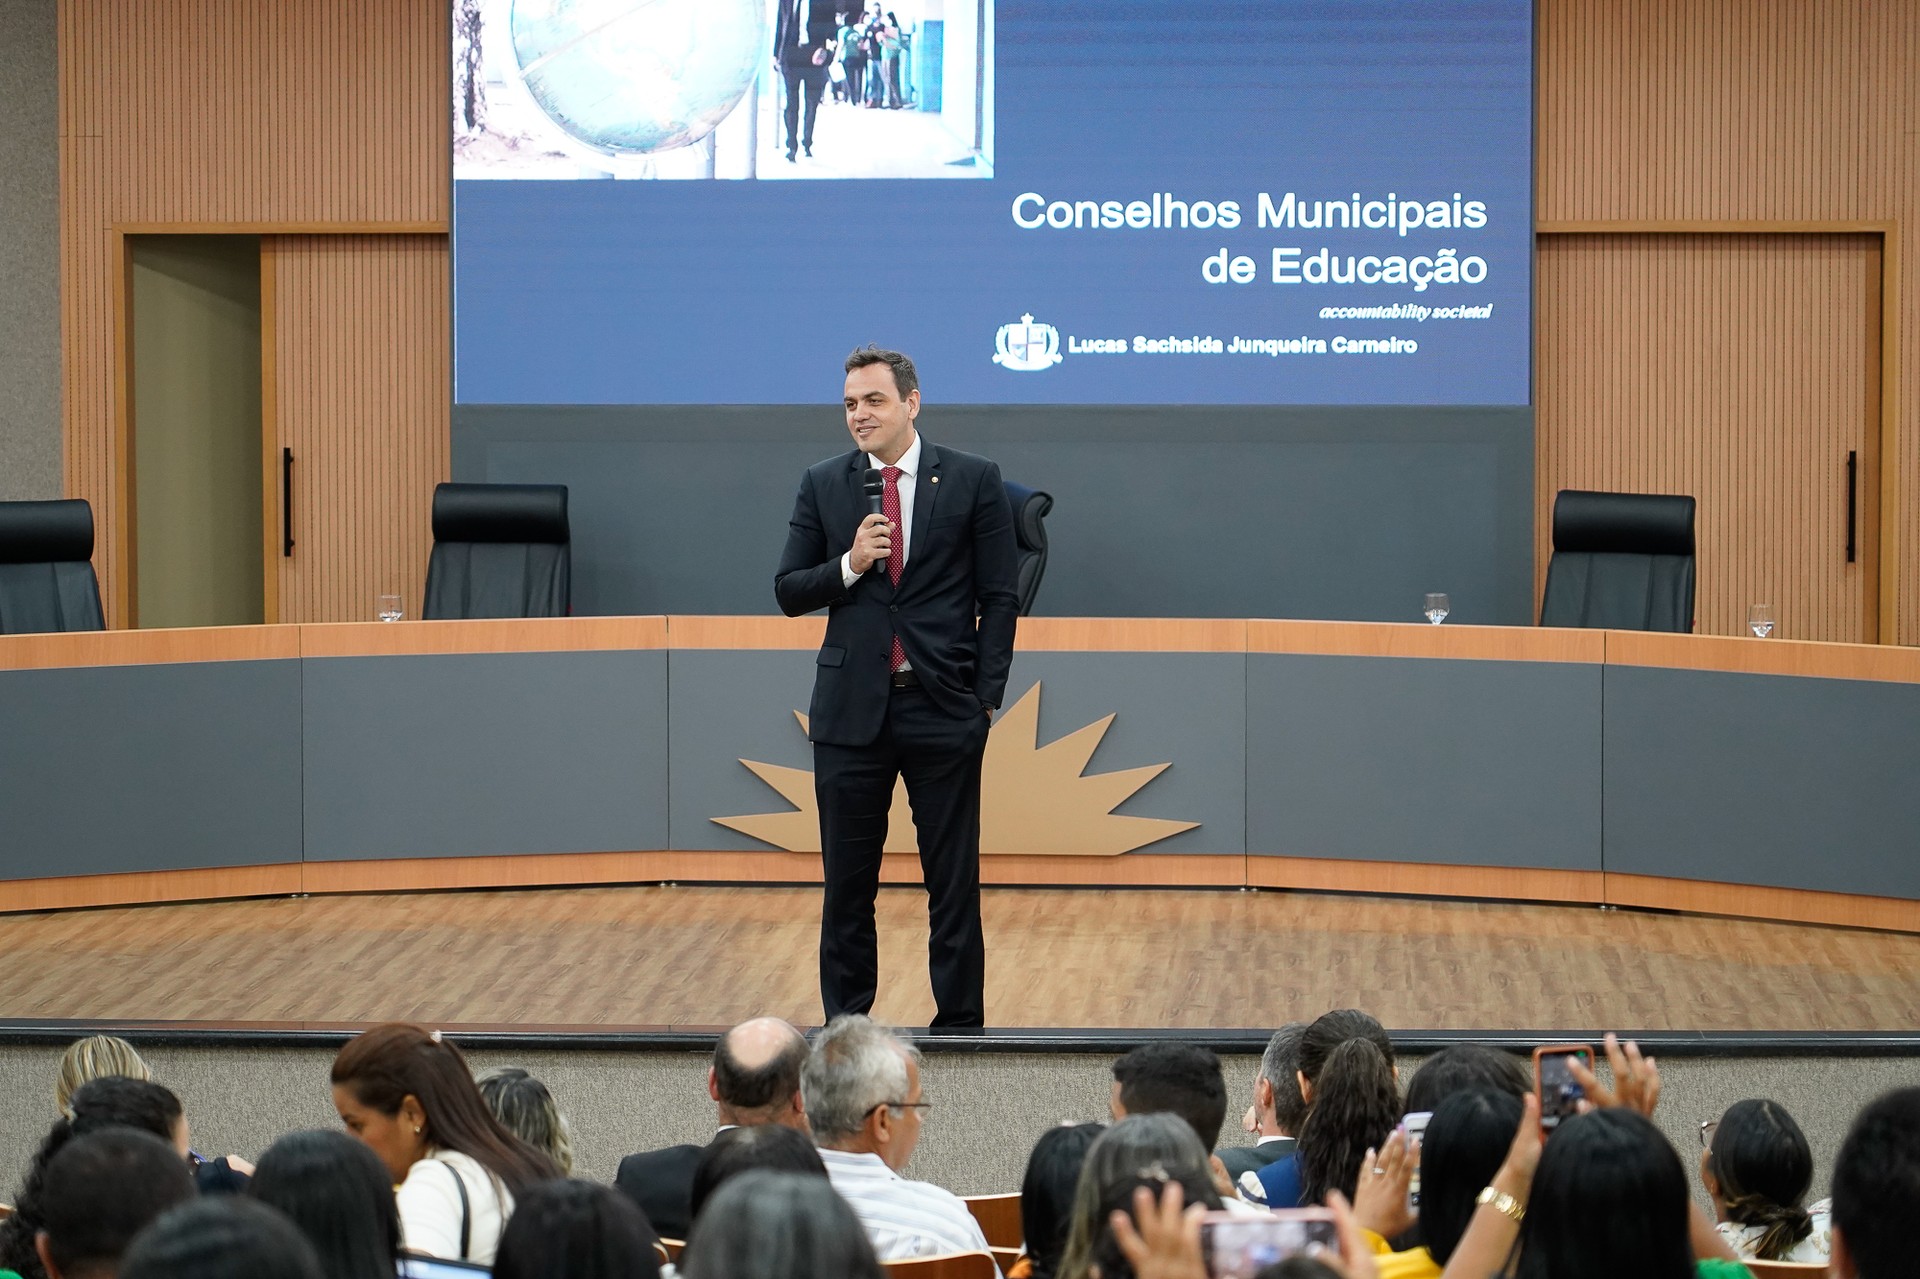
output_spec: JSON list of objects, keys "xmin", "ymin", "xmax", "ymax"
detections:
[{"xmin": 438, "ymin": 1158, "xmax": 472, "ymax": 1260}]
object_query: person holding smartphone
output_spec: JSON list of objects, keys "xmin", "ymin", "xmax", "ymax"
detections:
[{"xmin": 1438, "ymin": 1034, "xmax": 1748, "ymax": 1279}]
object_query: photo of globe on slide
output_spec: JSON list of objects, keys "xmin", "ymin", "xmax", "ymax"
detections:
[{"xmin": 453, "ymin": 0, "xmax": 995, "ymax": 180}]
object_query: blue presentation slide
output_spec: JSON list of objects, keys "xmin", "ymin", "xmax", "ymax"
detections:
[{"xmin": 453, "ymin": 1, "xmax": 1533, "ymax": 407}]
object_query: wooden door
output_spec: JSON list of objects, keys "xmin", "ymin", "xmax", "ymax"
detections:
[{"xmin": 1536, "ymin": 232, "xmax": 1883, "ymax": 642}]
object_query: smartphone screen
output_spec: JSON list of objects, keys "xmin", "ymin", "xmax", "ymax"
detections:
[
  {"xmin": 1535, "ymin": 1047, "xmax": 1591, "ymax": 1133},
  {"xmin": 1199, "ymin": 1210, "xmax": 1339, "ymax": 1279},
  {"xmin": 1401, "ymin": 1110, "xmax": 1432, "ymax": 1204}
]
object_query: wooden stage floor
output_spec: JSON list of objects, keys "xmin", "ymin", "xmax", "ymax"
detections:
[{"xmin": 3, "ymin": 884, "xmax": 1918, "ymax": 1034}]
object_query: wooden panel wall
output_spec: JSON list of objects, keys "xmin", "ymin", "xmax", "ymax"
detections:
[
  {"xmin": 58, "ymin": 0, "xmax": 449, "ymax": 625},
  {"xmin": 1536, "ymin": 234, "xmax": 1881, "ymax": 641},
  {"xmin": 265, "ymin": 236, "xmax": 450, "ymax": 623},
  {"xmin": 60, "ymin": 1, "xmax": 1919, "ymax": 634},
  {"xmin": 1537, "ymin": 0, "xmax": 1916, "ymax": 642}
]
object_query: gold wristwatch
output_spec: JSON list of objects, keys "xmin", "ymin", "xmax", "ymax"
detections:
[{"xmin": 1475, "ymin": 1185, "xmax": 1525, "ymax": 1223}]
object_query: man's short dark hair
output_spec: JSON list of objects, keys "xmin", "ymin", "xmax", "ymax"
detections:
[
  {"xmin": 41, "ymin": 1129, "xmax": 195, "ymax": 1276},
  {"xmin": 1831, "ymin": 1086, "xmax": 1920, "ymax": 1279},
  {"xmin": 713, "ymin": 1025, "xmax": 808, "ymax": 1114},
  {"xmin": 1258, "ymin": 1023, "xmax": 1310, "ymax": 1134},
  {"xmin": 845, "ymin": 345, "xmax": 919, "ymax": 400},
  {"xmin": 1112, "ymin": 1042, "xmax": 1229, "ymax": 1150},
  {"xmin": 1403, "ymin": 1043, "xmax": 1532, "ymax": 1115}
]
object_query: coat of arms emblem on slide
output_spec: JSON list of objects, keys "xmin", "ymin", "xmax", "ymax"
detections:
[{"xmin": 993, "ymin": 314, "xmax": 1063, "ymax": 371}]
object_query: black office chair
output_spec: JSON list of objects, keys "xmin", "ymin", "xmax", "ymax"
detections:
[
  {"xmin": 422, "ymin": 483, "xmax": 571, "ymax": 620},
  {"xmin": 1004, "ymin": 480, "xmax": 1053, "ymax": 616},
  {"xmin": 1539, "ymin": 489, "xmax": 1695, "ymax": 632},
  {"xmin": 0, "ymin": 499, "xmax": 106, "ymax": 635}
]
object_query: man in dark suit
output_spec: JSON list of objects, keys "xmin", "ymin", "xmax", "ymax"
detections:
[
  {"xmin": 773, "ymin": 0, "xmax": 839, "ymax": 160},
  {"xmin": 1217, "ymin": 1023, "xmax": 1308, "ymax": 1191},
  {"xmin": 613, "ymin": 1017, "xmax": 809, "ymax": 1239},
  {"xmin": 775, "ymin": 346, "xmax": 1019, "ymax": 1030}
]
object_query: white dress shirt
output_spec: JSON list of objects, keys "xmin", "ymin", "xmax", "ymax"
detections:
[
  {"xmin": 839, "ymin": 431, "xmax": 920, "ymax": 588},
  {"xmin": 818, "ymin": 1147, "xmax": 996, "ymax": 1265}
]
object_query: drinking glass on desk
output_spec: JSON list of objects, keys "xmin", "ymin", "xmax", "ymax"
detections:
[
  {"xmin": 1424, "ymin": 593, "xmax": 1450, "ymax": 625},
  {"xmin": 377, "ymin": 594, "xmax": 403, "ymax": 623},
  {"xmin": 1748, "ymin": 604, "xmax": 1774, "ymax": 638}
]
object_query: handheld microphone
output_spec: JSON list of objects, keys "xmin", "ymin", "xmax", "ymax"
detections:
[{"xmin": 861, "ymin": 470, "xmax": 888, "ymax": 573}]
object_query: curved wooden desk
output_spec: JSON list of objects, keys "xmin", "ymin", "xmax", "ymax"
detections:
[{"xmin": 2, "ymin": 618, "xmax": 1916, "ymax": 932}]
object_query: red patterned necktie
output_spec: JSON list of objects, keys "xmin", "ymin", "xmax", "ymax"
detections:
[{"xmin": 882, "ymin": 465, "xmax": 906, "ymax": 670}]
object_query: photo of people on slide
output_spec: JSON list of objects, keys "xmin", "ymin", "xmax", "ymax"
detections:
[{"xmin": 452, "ymin": 0, "xmax": 994, "ymax": 180}]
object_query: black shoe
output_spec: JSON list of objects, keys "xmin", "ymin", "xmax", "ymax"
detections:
[
  {"xmin": 785, "ymin": 148, "xmax": 796, "ymax": 162},
  {"xmin": 803, "ymin": 145, "xmax": 813, "ymax": 158}
]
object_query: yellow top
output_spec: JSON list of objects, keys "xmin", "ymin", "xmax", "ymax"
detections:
[{"xmin": 1374, "ymin": 1246, "xmax": 1443, "ymax": 1279}]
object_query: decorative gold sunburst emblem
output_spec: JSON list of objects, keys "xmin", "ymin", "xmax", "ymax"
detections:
[{"xmin": 713, "ymin": 682, "xmax": 1198, "ymax": 855}]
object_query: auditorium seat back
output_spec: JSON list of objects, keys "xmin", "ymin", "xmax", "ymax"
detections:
[
  {"xmin": 0, "ymin": 499, "xmax": 106, "ymax": 635},
  {"xmin": 1539, "ymin": 489, "xmax": 1695, "ymax": 632},
  {"xmin": 423, "ymin": 483, "xmax": 571, "ymax": 620},
  {"xmin": 1004, "ymin": 481, "xmax": 1053, "ymax": 616}
]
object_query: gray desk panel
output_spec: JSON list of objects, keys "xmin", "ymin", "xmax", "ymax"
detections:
[
  {"xmin": 0, "ymin": 659, "xmax": 302, "ymax": 879},
  {"xmin": 302, "ymin": 651, "xmax": 668, "ymax": 860},
  {"xmin": 672, "ymin": 650, "xmax": 1242, "ymax": 855},
  {"xmin": 1603, "ymin": 666, "xmax": 1920, "ymax": 899},
  {"xmin": 1247, "ymin": 654, "xmax": 1602, "ymax": 869}
]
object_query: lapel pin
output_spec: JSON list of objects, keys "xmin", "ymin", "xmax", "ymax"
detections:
[{"xmin": 930, "ymin": 475, "xmax": 939, "ymax": 483}]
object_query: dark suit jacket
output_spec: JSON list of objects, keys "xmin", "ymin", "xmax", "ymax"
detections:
[
  {"xmin": 1217, "ymin": 1137, "xmax": 1296, "ymax": 1183},
  {"xmin": 775, "ymin": 441, "xmax": 1019, "ymax": 747},
  {"xmin": 613, "ymin": 1141, "xmax": 706, "ymax": 1240},
  {"xmin": 774, "ymin": 1, "xmax": 840, "ymax": 68}
]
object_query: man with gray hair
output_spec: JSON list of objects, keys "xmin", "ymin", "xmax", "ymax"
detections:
[
  {"xmin": 802, "ymin": 1014, "xmax": 995, "ymax": 1262},
  {"xmin": 1219, "ymin": 1022, "xmax": 1308, "ymax": 1194}
]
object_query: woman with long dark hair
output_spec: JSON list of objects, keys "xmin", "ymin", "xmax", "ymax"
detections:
[
  {"xmin": 679, "ymin": 1171, "xmax": 885, "ymax": 1279},
  {"xmin": 1439, "ymin": 1034, "xmax": 1748, "ymax": 1279},
  {"xmin": 0, "ymin": 1076, "xmax": 187, "ymax": 1279},
  {"xmin": 1257, "ymin": 1009, "xmax": 1400, "ymax": 1210},
  {"xmin": 1016, "ymin": 1123, "xmax": 1104, "ymax": 1279},
  {"xmin": 492, "ymin": 1180, "xmax": 662, "ymax": 1279},
  {"xmin": 248, "ymin": 1129, "xmax": 403, "ymax": 1279},
  {"xmin": 330, "ymin": 1023, "xmax": 559, "ymax": 1264},
  {"xmin": 1702, "ymin": 1098, "xmax": 1829, "ymax": 1262},
  {"xmin": 1365, "ymin": 1088, "xmax": 1521, "ymax": 1279}
]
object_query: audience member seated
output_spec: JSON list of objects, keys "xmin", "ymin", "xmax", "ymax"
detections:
[
  {"xmin": 1400, "ymin": 1044, "xmax": 1530, "ymax": 1115},
  {"xmin": 476, "ymin": 1066, "xmax": 576, "ymax": 1176},
  {"xmin": 1353, "ymin": 1087, "xmax": 1520, "ymax": 1279},
  {"xmin": 118, "ymin": 1199, "xmax": 323, "ymax": 1279},
  {"xmin": 1013, "ymin": 1123, "xmax": 1104, "ymax": 1279},
  {"xmin": 681, "ymin": 1170, "xmax": 886, "ymax": 1279},
  {"xmin": 802, "ymin": 1014, "xmax": 995, "ymax": 1262},
  {"xmin": 492, "ymin": 1179, "xmax": 662, "ymax": 1279},
  {"xmin": 0, "ymin": 1078, "xmax": 191, "ymax": 1279},
  {"xmin": 1221, "ymin": 1023, "xmax": 1308, "ymax": 1199},
  {"xmin": 1110, "ymin": 1041, "xmax": 1230, "ymax": 1156},
  {"xmin": 1058, "ymin": 1114, "xmax": 1224, "ymax": 1279},
  {"xmin": 1258, "ymin": 1009, "xmax": 1399, "ymax": 1211},
  {"xmin": 616, "ymin": 1016, "xmax": 809, "ymax": 1241},
  {"xmin": 330, "ymin": 1023, "xmax": 559, "ymax": 1264},
  {"xmin": 1094, "ymin": 1179, "xmax": 1376, "ymax": 1279},
  {"xmin": 1700, "ymin": 1098, "xmax": 1829, "ymax": 1263},
  {"xmin": 688, "ymin": 1123, "xmax": 829, "ymax": 1227},
  {"xmin": 53, "ymin": 1037, "xmax": 152, "ymax": 1117},
  {"xmin": 1439, "ymin": 1034, "xmax": 1744, "ymax": 1279},
  {"xmin": 24, "ymin": 1130, "xmax": 194, "ymax": 1279},
  {"xmin": 246, "ymin": 1130, "xmax": 402, "ymax": 1279},
  {"xmin": 1829, "ymin": 1086, "xmax": 1920, "ymax": 1279}
]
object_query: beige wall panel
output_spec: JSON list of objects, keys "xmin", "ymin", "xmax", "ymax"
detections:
[
  {"xmin": 1537, "ymin": 234, "xmax": 1880, "ymax": 642},
  {"xmin": 59, "ymin": 0, "xmax": 450, "ymax": 625},
  {"xmin": 1537, "ymin": 0, "xmax": 1916, "ymax": 642},
  {"xmin": 266, "ymin": 235, "xmax": 450, "ymax": 624}
]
